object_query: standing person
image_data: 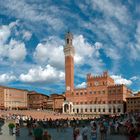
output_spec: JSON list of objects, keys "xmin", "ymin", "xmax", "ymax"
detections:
[
  {"xmin": 56, "ymin": 119, "xmax": 60, "ymax": 132},
  {"xmin": 73, "ymin": 127, "xmax": 77, "ymax": 140},
  {"xmin": 15, "ymin": 117, "xmax": 20, "ymax": 125},
  {"xmin": 91, "ymin": 126, "xmax": 97, "ymax": 140},
  {"xmin": 27, "ymin": 119, "xmax": 32, "ymax": 135},
  {"xmin": 128, "ymin": 123, "xmax": 136, "ymax": 140},
  {"xmin": 75, "ymin": 128, "xmax": 83, "ymax": 140},
  {"xmin": 33, "ymin": 123, "xmax": 43, "ymax": 140},
  {"xmin": 82, "ymin": 125, "xmax": 88, "ymax": 140},
  {"xmin": 15, "ymin": 123, "xmax": 20, "ymax": 136},
  {"xmin": 99, "ymin": 123, "xmax": 106, "ymax": 140},
  {"xmin": 42, "ymin": 131, "xmax": 52, "ymax": 140}
]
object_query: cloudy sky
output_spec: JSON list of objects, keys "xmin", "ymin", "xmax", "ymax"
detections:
[{"xmin": 0, "ymin": 0, "xmax": 140, "ymax": 94}]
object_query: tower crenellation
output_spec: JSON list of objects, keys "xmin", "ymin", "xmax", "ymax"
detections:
[{"xmin": 87, "ymin": 71, "xmax": 109, "ymax": 80}]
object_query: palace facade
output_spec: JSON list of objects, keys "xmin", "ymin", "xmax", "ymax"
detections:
[{"xmin": 63, "ymin": 32, "xmax": 132, "ymax": 115}]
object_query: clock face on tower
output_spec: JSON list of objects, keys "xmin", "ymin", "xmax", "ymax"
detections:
[
  {"xmin": 66, "ymin": 86, "xmax": 70, "ymax": 91},
  {"xmin": 94, "ymin": 81, "xmax": 99, "ymax": 86}
]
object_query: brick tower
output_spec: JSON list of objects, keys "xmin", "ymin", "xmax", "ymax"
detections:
[{"xmin": 63, "ymin": 32, "xmax": 75, "ymax": 92}]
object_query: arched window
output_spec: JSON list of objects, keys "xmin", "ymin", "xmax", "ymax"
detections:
[{"xmin": 64, "ymin": 104, "xmax": 69, "ymax": 112}]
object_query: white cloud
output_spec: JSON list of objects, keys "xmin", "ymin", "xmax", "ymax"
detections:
[
  {"xmin": 74, "ymin": 35, "xmax": 94, "ymax": 57},
  {"xmin": 8, "ymin": 39, "xmax": 27, "ymax": 62},
  {"xmin": 111, "ymin": 75, "xmax": 132, "ymax": 86},
  {"xmin": 73, "ymin": 35, "xmax": 102, "ymax": 64},
  {"xmin": 82, "ymin": 19, "xmax": 127, "ymax": 61},
  {"xmin": 0, "ymin": 20, "xmax": 19, "ymax": 45},
  {"xmin": 106, "ymin": 48, "xmax": 121, "ymax": 60},
  {"xmin": 33, "ymin": 36, "xmax": 64, "ymax": 69},
  {"xmin": 133, "ymin": 91, "xmax": 140, "ymax": 94},
  {"xmin": 0, "ymin": 25, "xmax": 11, "ymax": 44},
  {"xmin": 128, "ymin": 44, "xmax": 139, "ymax": 60},
  {"xmin": 78, "ymin": 1, "xmax": 131, "ymax": 62},
  {"xmin": 94, "ymin": 42, "xmax": 102, "ymax": 49},
  {"xmin": 22, "ymin": 30, "xmax": 32, "ymax": 40},
  {"xmin": 34, "ymin": 43, "xmax": 48, "ymax": 63},
  {"xmin": 73, "ymin": 34, "xmax": 105, "ymax": 76},
  {"xmin": 9, "ymin": 20, "xmax": 19, "ymax": 28},
  {"xmin": 0, "ymin": 21, "xmax": 27, "ymax": 62},
  {"xmin": 76, "ymin": 82, "xmax": 86, "ymax": 88},
  {"xmin": 33, "ymin": 34, "xmax": 104, "ymax": 84},
  {"xmin": 0, "ymin": 73, "xmax": 17, "ymax": 83},
  {"xmin": 0, "ymin": 0, "xmax": 64, "ymax": 31},
  {"xmin": 33, "ymin": 34, "xmax": 103, "ymax": 74},
  {"xmin": 129, "ymin": 21, "xmax": 140, "ymax": 60},
  {"xmin": 130, "ymin": 76, "xmax": 139, "ymax": 81},
  {"xmin": 135, "ymin": 22, "xmax": 140, "ymax": 49},
  {"xmin": 99, "ymin": 20, "xmax": 128, "ymax": 48},
  {"xmin": 89, "ymin": 0, "xmax": 130, "ymax": 25},
  {"xmin": 19, "ymin": 65, "xmax": 64, "ymax": 83}
]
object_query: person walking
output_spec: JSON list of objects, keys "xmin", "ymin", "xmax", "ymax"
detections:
[
  {"xmin": 15, "ymin": 123, "xmax": 20, "ymax": 136},
  {"xmin": 33, "ymin": 123, "xmax": 43, "ymax": 140},
  {"xmin": 82, "ymin": 125, "xmax": 88, "ymax": 140},
  {"xmin": 42, "ymin": 130, "xmax": 52, "ymax": 140},
  {"xmin": 99, "ymin": 122, "xmax": 106, "ymax": 140},
  {"xmin": 75, "ymin": 128, "xmax": 83, "ymax": 140},
  {"xmin": 128, "ymin": 123, "xmax": 136, "ymax": 140},
  {"xmin": 91, "ymin": 125, "xmax": 97, "ymax": 140},
  {"xmin": 27, "ymin": 119, "xmax": 32, "ymax": 136}
]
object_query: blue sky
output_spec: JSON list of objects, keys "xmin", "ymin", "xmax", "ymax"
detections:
[{"xmin": 0, "ymin": 0, "xmax": 140, "ymax": 94}]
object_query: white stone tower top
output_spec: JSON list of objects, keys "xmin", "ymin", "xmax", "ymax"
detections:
[{"xmin": 64, "ymin": 32, "xmax": 75, "ymax": 57}]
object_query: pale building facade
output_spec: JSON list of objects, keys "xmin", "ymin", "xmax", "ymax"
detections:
[{"xmin": 0, "ymin": 86, "xmax": 28, "ymax": 110}]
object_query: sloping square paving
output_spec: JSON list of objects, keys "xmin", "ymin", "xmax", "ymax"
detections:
[{"xmin": 0, "ymin": 123, "xmax": 139, "ymax": 140}]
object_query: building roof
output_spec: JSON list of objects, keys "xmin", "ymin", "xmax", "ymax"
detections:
[
  {"xmin": 28, "ymin": 91, "xmax": 49, "ymax": 97},
  {"xmin": 0, "ymin": 85, "xmax": 28, "ymax": 92},
  {"xmin": 126, "ymin": 95, "xmax": 140, "ymax": 99}
]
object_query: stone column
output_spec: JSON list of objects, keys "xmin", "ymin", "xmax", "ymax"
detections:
[
  {"xmin": 68, "ymin": 104, "xmax": 70, "ymax": 114},
  {"xmin": 62, "ymin": 104, "xmax": 65, "ymax": 113}
]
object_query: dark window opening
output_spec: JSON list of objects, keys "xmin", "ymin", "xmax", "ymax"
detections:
[{"xmin": 67, "ymin": 39, "xmax": 69, "ymax": 44}]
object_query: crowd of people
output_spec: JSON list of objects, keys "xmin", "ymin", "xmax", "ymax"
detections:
[{"xmin": 0, "ymin": 113, "xmax": 140, "ymax": 140}]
